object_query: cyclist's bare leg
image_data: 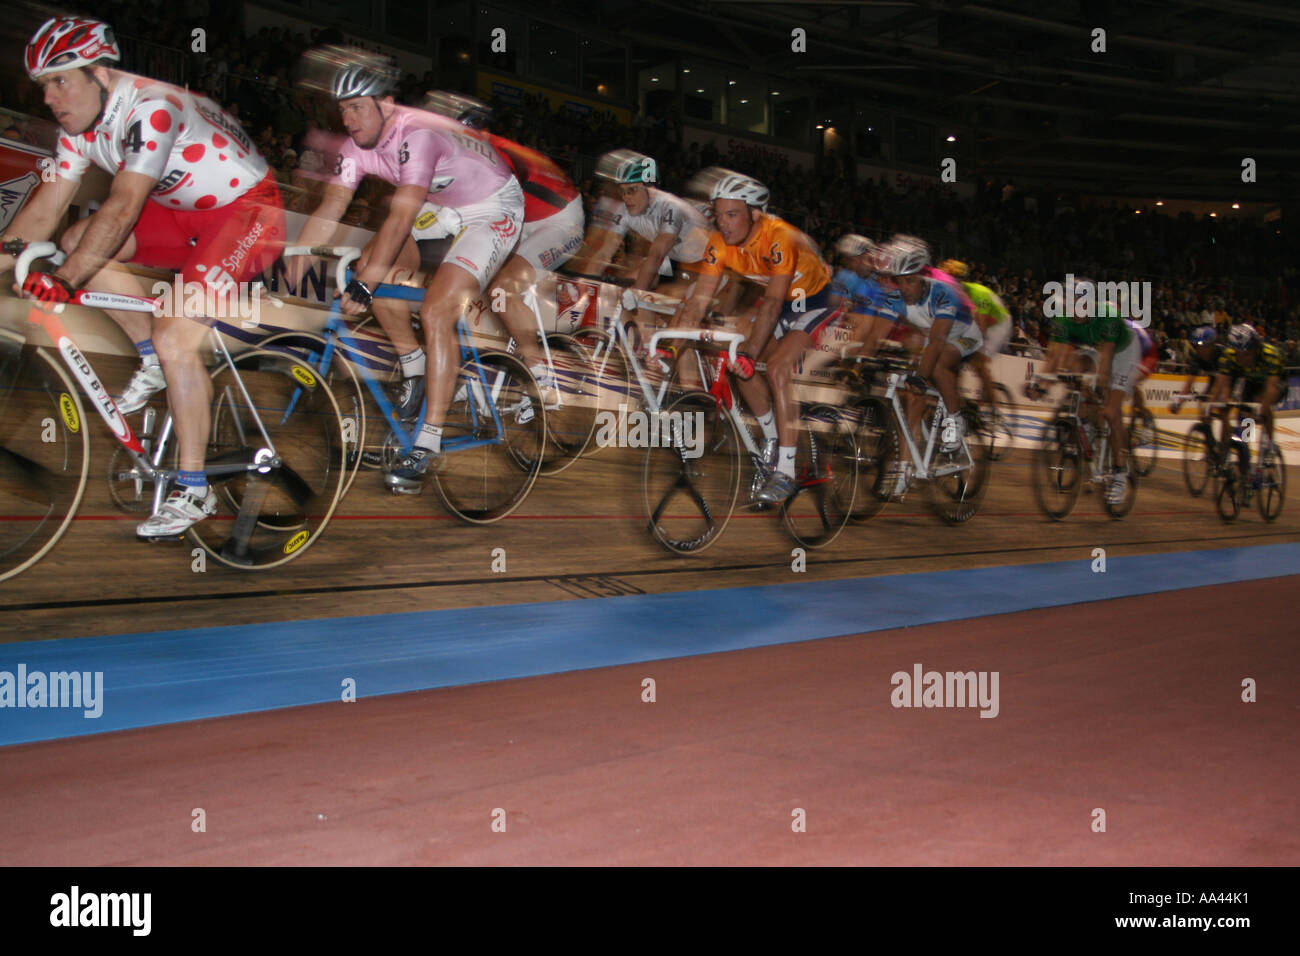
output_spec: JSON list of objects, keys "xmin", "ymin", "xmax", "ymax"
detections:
[
  {"xmin": 420, "ymin": 262, "xmax": 482, "ymax": 432},
  {"xmin": 969, "ymin": 351, "xmax": 996, "ymax": 408},
  {"xmin": 931, "ymin": 342, "xmax": 964, "ymax": 427},
  {"xmin": 367, "ymin": 236, "xmax": 423, "ymax": 356},
  {"xmin": 488, "ymin": 253, "xmax": 545, "ymax": 370},
  {"xmin": 762, "ymin": 330, "xmax": 811, "ymax": 449},
  {"xmin": 1104, "ymin": 387, "xmax": 1129, "ymax": 467},
  {"xmin": 151, "ymin": 308, "xmax": 213, "ymax": 472}
]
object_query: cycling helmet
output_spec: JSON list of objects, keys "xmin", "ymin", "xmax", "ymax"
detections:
[
  {"xmin": 938, "ymin": 258, "xmax": 969, "ymax": 278},
  {"xmin": 423, "ymin": 90, "xmax": 494, "ymax": 130},
  {"xmin": 331, "ymin": 60, "xmax": 398, "ymax": 101},
  {"xmin": 836, "ymin": 234, "xmax": 876, "ymax": 259},
  {"xmin": 596, "ymin": 149, "xmax": 657, "ymax": 185},
  {"xmin": 26, "ymin": 17, "xmax": 120, "ymax": 79},
  {"xmin": 710, "ymin": 172, "xmax": 770, "ymax": 211},
  {"xmin": 878, "ymin": 235, "xmax": 930, "ymax": 277},
  {"xmin": 1227, "ymin": 324, "xmax": 1259, "ymax": 350},
  {"xmin": 1190, "ymin": 326, "xmax": 1217, "ymax": 347}
]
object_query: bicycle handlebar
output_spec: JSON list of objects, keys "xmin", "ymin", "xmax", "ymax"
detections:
[
  {"xmin": 283, "ymin": 245, "xmax": 362, "ymax": 292},
  {"xmin": 12, "ymin": 241, "xmax": 65, "ymax": 286},
  {"xmin": 647, "ymin": 328, "xmax": 742, "ymax": 365}
]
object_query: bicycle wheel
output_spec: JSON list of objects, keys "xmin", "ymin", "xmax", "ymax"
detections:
[
  {"xmin": 0, "ymin": 343, "xmax": 90, "ymax": 584},
  {"xmin": 927, "ymin": 409, "xmax": 991, "ymax": 524},
  {"xmin": 569, "ymin": 328, "xmax": 631, "ymax": 457},
  {"xmin": 257, "ymin": 330, "xmax": 366, "ymax": 496},
  {"xmin": 1181, "ymin": 422, "xmax": 1215, "ymax": 498},
  {"xmin": 538, "ymin": 332, "xmax": 600, "ymax": 476},
  {"xmin": 1257, "ymin": 442, "xmax": 1286, "ymax": 522},
  {"xmin": 1102, "ymin": 444, "xmax": 1138, "ymax": 520},
  {"xmin": 1128, "ymin": 406, "xmax": 1158, "ymax": 477},
  {"xmin": 186, "ymin": 348, "xmax": 347, "ymax": 569},
  {"xmin": 1032, "ymin": 417, "xmax": 1083, "ymax": 520},
  {"xmin": 782, "ymin": 403, "xmax": 858, "ymax": 548},
  {"xmin": 979, "ymin": 384, "xmax": 1016, "ymax": 462},
  {"xmin": 847, "ymin": 397, "xmax": 893, "ymax": 522},
  {"xmin": 432, "ymin": 350, "xmax": 545, "ymax": 524},
  {"xmin": 1216, "ymin": 470, "xmax": 1240, "ymax": 523},
  {"xmin": 642, "ymin": 390, "xmax": 742, "ymax": 554}
]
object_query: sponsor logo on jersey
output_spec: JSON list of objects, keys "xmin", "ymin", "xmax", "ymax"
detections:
[
  {"xmin": 195, "ymin": 102, "xmax": 252, "ymax": 153},
  {"xmin": 152, "ymin": 168, "xmax": 191, "ymax": 197},
  {"xmin": 488, "ymin": 216, "xmax": 517, "ymax": 240},
  {"xmin": 415, "ymin": 210, "xmax": 439, "ymax": 230},
  {"xmin": 221, "ymin": 221, "xmax": 265, "ymax": 278}
]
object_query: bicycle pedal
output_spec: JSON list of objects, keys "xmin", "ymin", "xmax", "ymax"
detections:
[
  {"xmin": 386, "ymin": 483, "xmax": 424, "ymax": 496},
  {"xmin": 139, "ymin": 532, "xmax": 186, "ymax": 543}
]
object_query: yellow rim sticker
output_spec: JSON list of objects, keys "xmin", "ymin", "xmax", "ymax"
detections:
[
  {"xmin": 283, "ymin": 530, "xmax": 310, "ymax": 555},
  {"xmin": 59, "ymin": 393, "xmax": 80, "ymax": 433},
  {"xmin": 290, "ymin": 365, "xmax": 318, "ymax": 388}
]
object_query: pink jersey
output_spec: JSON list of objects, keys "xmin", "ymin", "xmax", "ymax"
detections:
[
  {"xmin": 326, "ymin": 104, "xmax": 512, "ymax": 208},
  {"xmin": 54, "ymin": 75, "xmax": 268, "ymax": 212}
]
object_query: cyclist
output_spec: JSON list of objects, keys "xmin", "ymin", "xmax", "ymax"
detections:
[
  {"xmin": 676, "ymin": 169, "xmax": 839, "ymax": 503},
  {"xmin": 1210, "ymin": 323, "xmax": 1284, "ymax": 451},
  {"xmin": 1, "ymin": 16, "xmax": 285, "ymax": 537},
  {"xmin": 833, "ymin": 233, "xmax": 893, "ymax": 358},
  {"xmin": 938, "ymin": 259, "xmax": 1011, "ymax": 412},
  {"xmin": 420, "ymin": 91, "xmax": 584, "ymax": 405},
  {"xmin": 571, "ymin": 149, "xmax": 712, "ymax": 306},
  {"xmin": 872, "ymin": 236, "xmax": 982, "ymax": 464},
  {"xmin": 290, "ymin": 58, "xmax": 524, "ymax": 492},
  {"xmin": 1028, "ymin": 278, "xmax": 1140, "ymax": 505},
  {"xmin": 1171, "ymin": 325, "xmax": 1223, "ymax": 420}
]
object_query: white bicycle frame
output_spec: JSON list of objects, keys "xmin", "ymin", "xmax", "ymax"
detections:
[{"xmin": 879, "ymin": 370, "xmax": 975, "ymax": 482}]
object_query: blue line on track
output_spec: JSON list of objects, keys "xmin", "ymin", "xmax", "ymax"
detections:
[{"xmin": 2, "ymin": 542, "xmax": 1296, "ymax": 747}]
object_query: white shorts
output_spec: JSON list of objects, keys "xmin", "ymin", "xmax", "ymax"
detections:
[
  {"xmin": 981, "ymin": 319, "xmax": 1012, "ymax": 358},
  {"xmin": 514, "ymin": 195, "xmax": 584, "ymax": 272},
  {"xmin": 1107, "ymin": 334, "xmax": 1143, "ymax": 397},
  {"xmin": 442, "ymin": 179, "xmax": 525, "ymax": 292},
  {"xmin": 945, "ymin": 319, "xmax": 983, "ymax": 358}
]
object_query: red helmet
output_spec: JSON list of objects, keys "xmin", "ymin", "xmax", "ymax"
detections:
[{"xmin": 25, "ymin": 17, "xmax": 120, "ymax": 80}]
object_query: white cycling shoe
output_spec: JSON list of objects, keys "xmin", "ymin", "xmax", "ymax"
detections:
[
  {"xmin": 137, "ymin": 486, "xmax": 218, "ymax": 538},
  {"xmin": 940, "ymin": 415, "xmax": 967, "ymax": 454},
  {"xmin": 1106, "ymin": 470, "xmax": 1129, "ymax": 505},
  {"xmin": 116, "ymin": 363, "xmax": 167, "ymax": 415}
]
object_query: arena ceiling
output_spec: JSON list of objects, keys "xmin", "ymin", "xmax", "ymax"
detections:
[{"xmin": 581, "ymin": 0, "xmax": 1300, "ymax": 204}]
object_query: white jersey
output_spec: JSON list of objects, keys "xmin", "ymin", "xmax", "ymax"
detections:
[
  {"xmin": 54, "ymin": 75, "xmax": 268, "ymax": 211},
  {"xmin": 592, "ymin": 187, "xmax": 710, "ymax": 263}
]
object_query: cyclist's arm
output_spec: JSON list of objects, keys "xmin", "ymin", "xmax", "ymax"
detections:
[
  {"xmin": 353, "ymin": 183, "xmax": 427, "ymax": 290},
  {"xmin": 567, "ymin": 227, "xmax": 620, "ymax": 276},
  {"xmin": 746, "ymin": 271, "xmax": 792, "ymax": 356},
  {"xmin": 295, "ymin": 183, "xmax": 357, "ymax": 248},
  {"xmin": 677, "ymin": 271, "xmax": 721, "ymax": 328},
  {"xmin": 1209, "ymin": 372, "xmax": 1231, "ymax": 403},
  {"xmin": 633, "ymin": 231, "xmax": 677, "ymax": 292},
  {"xmin": 1096, "ymin": 340, "xmax": 1116, "ymax": 393},
  {"xmin": 55, "ymin": 171, "xmax": 155, "ymax": 287},
  {"xmin": 0, "ymin": 175, "xmax": 81, "ymax": 276},
  {"xmin": 1043, "ymin": 340, "xmax": 1071, "ymax": 375},
  {"xmin": 918, "ymin": 317, "xmax": 951, "ymax": 380}
]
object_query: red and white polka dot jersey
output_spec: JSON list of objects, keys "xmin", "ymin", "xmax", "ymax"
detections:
[{"xmin": 53, "ymin": 75, "xmax": 269, "ymax": 211}]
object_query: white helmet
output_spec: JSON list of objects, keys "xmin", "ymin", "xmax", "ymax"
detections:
[
  {"xmin": 836, "ymin": 233, "xmax": 875, "ymax": 259},
  {"xmin": 598, "ymin": 149, "xmax": 657, "ymax": 184},
  {"xmin": 331, "ymin": 60, "xmax": 398, "ymax": 101},
  {"xmin": 710, "ymin": 172, "xmax": 769, "ymax": 211},
  {"xmin": 878, "ymin": 235, "xmax": 930, "ymax": 276}
]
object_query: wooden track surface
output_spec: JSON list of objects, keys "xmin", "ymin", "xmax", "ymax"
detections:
[{"xmin": 3, "ymin": 387, "xmax": 1296, "ymax": 642}]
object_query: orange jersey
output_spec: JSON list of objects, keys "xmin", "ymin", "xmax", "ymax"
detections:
[{"xmin": 697, "ymin": 214, "xmax": 830, "ymax": 300}]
